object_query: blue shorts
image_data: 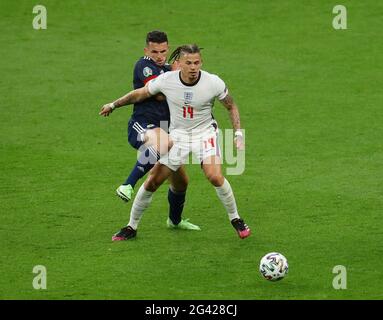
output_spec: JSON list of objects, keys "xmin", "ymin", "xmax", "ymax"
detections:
[{"xmin": 127, "ymin": 119, "xmax": 169, "ymax": 150}]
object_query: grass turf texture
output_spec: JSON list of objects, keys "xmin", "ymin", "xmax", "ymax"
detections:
[{"xmin": 0, "ymin": 0, "xmax": 382, "ymax": 299}]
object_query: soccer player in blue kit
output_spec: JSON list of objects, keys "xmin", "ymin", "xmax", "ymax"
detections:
[{"xmin": 102, "ymin": 31, "xmax": 200, "ymax": 240}]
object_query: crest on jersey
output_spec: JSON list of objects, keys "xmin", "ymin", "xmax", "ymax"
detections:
[
  {"xmin": 143, "ymin": 67, "xmax": 153, "ymax": 77},
  {"xmin": 184, "ymin": 92, "xmax": 193, "ymax": 103}
]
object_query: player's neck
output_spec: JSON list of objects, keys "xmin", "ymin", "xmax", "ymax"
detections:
[{"xmin": 179, "ymin": 71, "xmax": 201, "ymax": 86}]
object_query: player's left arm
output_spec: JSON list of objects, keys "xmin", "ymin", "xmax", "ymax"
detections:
[{"xmin": 219, "ymin": 94, "xmax": 244, "ymax": 150}]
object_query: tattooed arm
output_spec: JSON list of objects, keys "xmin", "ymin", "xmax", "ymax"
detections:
[
  {"xmin": 219, "ymin": 94, "xmax": 244, "ymax": 150},
  {"xmin": 219, "ymin": 94, "xmax": 241, "ymax": 131}
]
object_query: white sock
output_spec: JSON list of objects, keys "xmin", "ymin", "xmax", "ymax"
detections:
[
  {"xmin": 214, "ymin": 178, "xmax": 240, "ymax": 221},
  {"xmin": 128, "ymin": 184, "xmax": 153, "ymax": 230}
]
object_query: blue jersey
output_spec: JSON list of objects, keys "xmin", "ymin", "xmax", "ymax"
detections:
[{"xmin": 131, "ymin": 56, "xmax": 171, "ymax": 126}]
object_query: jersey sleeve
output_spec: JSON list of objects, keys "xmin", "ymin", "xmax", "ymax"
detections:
[
  {"xmin": 134, "ymin": 60, "xmax": 158, "ymax": 86},
  {"xmin": 147, "ymin": 73, "xmax": 165, "ymax": 95},
  {"xmin": 214, "ymin": 75, "xmax": 229, "ymax": 100}
]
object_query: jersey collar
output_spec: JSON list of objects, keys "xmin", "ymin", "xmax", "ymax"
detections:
[
  {"xmin": 143, "ymin": 55, "xmax": 154, "ymax": 62},
  {"xmin": 179, "ymin": 71, "xmax": 201, "ymax": 87}
]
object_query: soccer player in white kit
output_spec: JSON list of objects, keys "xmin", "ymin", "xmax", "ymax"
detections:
[{"xmin": 100, "ymin": 44, "xmax": 251, "ymax": 239}]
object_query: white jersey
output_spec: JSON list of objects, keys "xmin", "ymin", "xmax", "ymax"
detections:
[{"xmin": 147, "ymin": 70, "xmax": 228, "ymax": 134}]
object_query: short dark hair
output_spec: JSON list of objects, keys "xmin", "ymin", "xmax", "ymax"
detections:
[
  {"xmin": 146, "ymin": 30, "xmax": 168, "ymax": 45},
  {"xmin": 168, "ymin": 44, "xmax": 201, "ymax": 63}
]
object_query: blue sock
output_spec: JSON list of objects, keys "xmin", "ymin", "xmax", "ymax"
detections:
[
  {"xmin": 124, "ymin": 148, "xmax": 158, "ymax": 188},
  {"xmin": 168, "ymin": 188, "xmax": 186, "ymax": 225}
]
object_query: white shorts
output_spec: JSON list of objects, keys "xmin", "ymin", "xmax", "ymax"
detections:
[{"xmin": 159, "ymin": 124, "xmax": 221, "ymax": 171}]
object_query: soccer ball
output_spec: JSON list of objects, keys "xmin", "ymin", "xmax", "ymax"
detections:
[{"xmin": 259, "ymin": 252, "xmax": 289, "ymax": 281}]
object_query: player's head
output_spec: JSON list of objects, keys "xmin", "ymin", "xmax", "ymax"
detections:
[
  {"xmin": 144, "ymin": 30, "xmax": 169, "ymax": 67},
  {"xmin": 169, "ymin": 44, "xmax": 202, "ymax": 83}
]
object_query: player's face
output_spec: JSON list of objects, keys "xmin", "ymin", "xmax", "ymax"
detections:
[
  {"xmin": 144, "ymin": 42, "xmax": 169, "ymax": 66},
  {"xmin": 179, "ymin": 53, "xmax": 202, "ymax": 82}
]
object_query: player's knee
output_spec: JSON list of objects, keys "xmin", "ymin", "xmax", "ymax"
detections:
[
  {"xmin": 172, "ymin": 176, "xmax": 188, "ymax": 193},
  {"xmin": 145, "ymin": 176, "xmax": 161, "ymax": 192},
  {"xmin": 181, "ymin": 174, "xmax": 189, "ymax": 189},
  {"xmin": 206, "ymin": 173, "xmax": 224, "ymax": 187},
  {"xmin": 157, "ymin": 139, "xmax": 172, "ymax": 156},
  {"xmin": 148, "ymin": 128, "xmax": 171, "ymax": 156}
]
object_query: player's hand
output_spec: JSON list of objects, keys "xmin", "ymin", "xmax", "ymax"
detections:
[
  {"xmin": 234, "ymin": 132, "xmax": 245, "ymax": 150},
  {"xmin": 99, "ymin": 103, "xmax": 114, "ymax": 117}
]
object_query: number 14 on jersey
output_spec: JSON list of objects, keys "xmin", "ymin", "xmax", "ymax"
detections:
[{"xmin": 183, "ymin": 105, "xmax": 194, "ymax": 119}]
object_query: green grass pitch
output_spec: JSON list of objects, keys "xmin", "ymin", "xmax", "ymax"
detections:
[{"xmin": 0, "ymin": 0, "xmax": 382, "ymax": 299}]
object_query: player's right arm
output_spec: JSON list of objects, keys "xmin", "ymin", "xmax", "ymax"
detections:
[{"xmin": 99, "ymin": 86, "xmax": 152, "ymax": 117}]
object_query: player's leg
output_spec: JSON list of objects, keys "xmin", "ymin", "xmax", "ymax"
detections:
[
  {"xmin": 144, "ymin": 126, "xmax": 173, "ymax": 156},
  {"xmin": 117, "ymin": 121, "xmax": 172, "ymax": 202},
  {"xmin": 125, "ymin": 163, "xmax": 171, "ymax": 232},
  {"xmin": 117, "ymin": 120, "xmax": 155, "ymax": 201},
  {"xmin": 202, "ymin": 156, "xmax": 251, "ymax": 239},
  {"xmin": 166, "ymin": 166, "xmax": 200, "ymax": 230},
  {"xmin": 112, "ymin": 162, "xmax": 171, "ymax": 241}
]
